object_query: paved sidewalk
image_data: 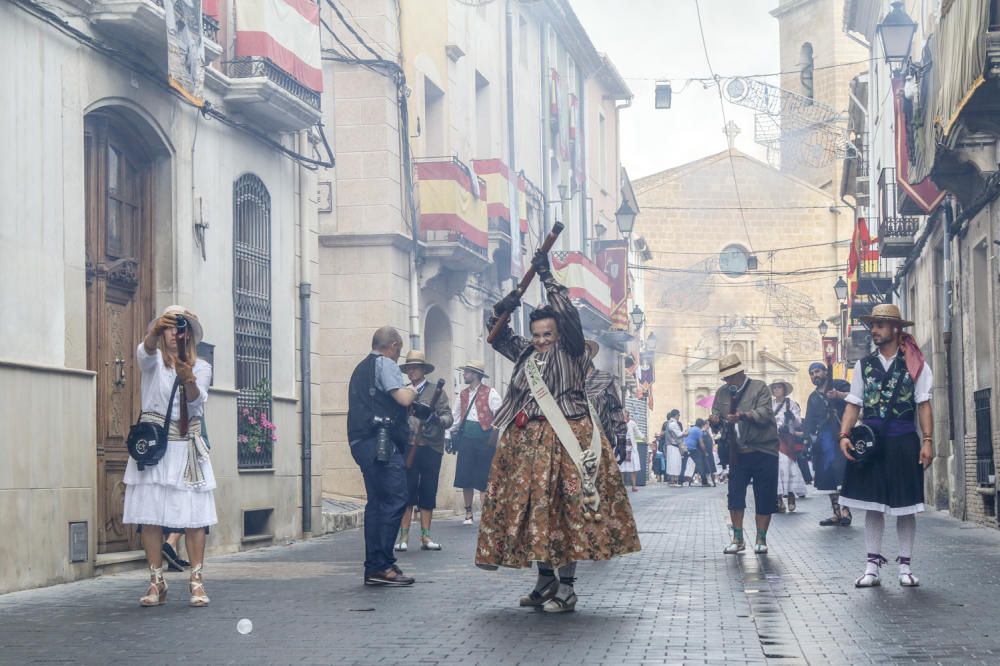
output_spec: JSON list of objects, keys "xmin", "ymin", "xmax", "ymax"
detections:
[{"xmin": 3, "ymin": 483, "xmax": 1000, "ymax": 664}]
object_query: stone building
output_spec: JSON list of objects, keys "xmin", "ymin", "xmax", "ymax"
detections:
[
  {"xmin": 634, "ymin": 147, "xmax": 847, "ymax": 424},
  {"xmin": 841, "ymin": 0, "xmax": 1000, "ymax": 523},
  {"xmin": 318, "ymin": 0, "xmax": 636, "ymax": 506},
  {"xmin": 0, "ymin": 0, "xmax": 323, "ymax": 593}
]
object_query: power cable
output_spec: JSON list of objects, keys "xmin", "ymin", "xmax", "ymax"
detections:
[
  {"xmin": 326, "ymin": 0, "xmax": 385, "ymax": 61},
  {"xmin": 641, "ymin": 204, "xmax": 850, "ymax": 211},
  {"xmin": 337, "ymin": 1, "xmax": 395, "ymax": 60},
  {"xmin": 692, "ymin": 0, "xmax": 754, "ymax": 255},
  {"xmin": 640, "ymin": 239, "xmax": 850, "ymax": 257},
  {"xmin": 623, "ymin": 57, "xmax": 873, "ymax": 83},
  {"xmin": 12, "ymin": 0, "xmax": 333, "ymax": 169}
]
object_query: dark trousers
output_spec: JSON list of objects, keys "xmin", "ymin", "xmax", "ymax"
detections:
[
  {"xmin": 350, "ymin": 436, "xmax": 409, "ymax": 576},
  {"xmin": 681, "ymin": 449, "xmax": 706, "ymax": 482}
]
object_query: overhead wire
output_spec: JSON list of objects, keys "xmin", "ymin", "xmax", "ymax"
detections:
[
  {"xmin": 325, "ymin": 0, "xmax": 386, "ymax": 62},
  {"xmin": 692, "ymin": 0, "xmax": 754, "ymax": 255},
  {"xmin": 623, "ymin": 57, "xmax": 874, "ymax": 83},
  {"xmin": 12, "ymin": 0, "xmax": 333, "ymax": 169}
]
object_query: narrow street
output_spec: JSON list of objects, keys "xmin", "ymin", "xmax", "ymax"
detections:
[{"xmin": 3, "ymin": 484, "xmax": 1000, "ymax": 665}]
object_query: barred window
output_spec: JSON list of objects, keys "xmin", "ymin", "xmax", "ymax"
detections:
[{"xmin": 233, "ymin": 174, "xmax": 273, "ymax": 469}]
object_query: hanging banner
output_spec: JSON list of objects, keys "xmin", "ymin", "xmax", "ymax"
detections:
[
  {"xmin": 595, "ymin": 241, "xmax": 628, "ymax": 330},
  {"xmin": 165, "ymin": 0, "xmax": 205, "ymax": 106},
  {"xmin": 235, "ymin": 0, "xmax": 323, "ymax": 92}
]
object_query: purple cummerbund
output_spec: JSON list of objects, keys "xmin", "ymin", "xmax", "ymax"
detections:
[{"xmin": 863, "ymin": 417, "xmax": 917, "ymax": 438}]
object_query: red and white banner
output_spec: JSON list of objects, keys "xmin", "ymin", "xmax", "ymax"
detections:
[
  {"xmin": 595, "ymin": 241, "xmax": 628, "ymax": 330},
  {"xmin": 235, "ymin": 0, "xmax": 323, "ymax": 92},
  {"xmin": 551, "ymin": 251, "xmax": 611, "ymax": 317}
]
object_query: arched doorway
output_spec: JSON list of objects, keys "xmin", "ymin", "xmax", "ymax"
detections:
[
  {"xmin": 424, "ymin": 306, "xmax": 453, "ymax": 393},
  {"xmin": 84, "ymin": 109, "xmax": 160, "ymax": 554}
]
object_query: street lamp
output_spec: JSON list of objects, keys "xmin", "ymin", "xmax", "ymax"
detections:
[
  {"xmin": 646, "ymin": 332, "xmax": 658, "ymax": 351},
  {"xmin": 833, "ymin": 276, "xmax": 849, "ymax": 302},
  {"xmin": 630, "ymin": 305, "xmax": 645, "ymax": 329},
  {"xmin": 615, "ymin": 198, "xmax": 636, "ymax": 236},
  {"xmin": 818, "ymin": 320, "xmax": 829, "ymax": 337},
  {"xmin": 876, "ymin": 1, "xmax": 917, "ymax": 71}
]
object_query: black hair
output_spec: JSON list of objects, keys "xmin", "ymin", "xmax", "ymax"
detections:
[
  {"xmin": 695, "ymin": 418, "xmax": 706, "ymax": 428},
  {"xmin": 529, "ymin": 305, "xmax": 558, "ymax": 327},
  {"xmin": 667, "ymin": 409, "xmax": 680, "ymax": 419}
]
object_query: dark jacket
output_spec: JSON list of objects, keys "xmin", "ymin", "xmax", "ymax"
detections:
[
  {"xmin": 347, "ymin": 353, "xmax": 409, "ymax": 447},
  {"xmin": 711, "ymin": 378, "xmax": 779, "ymax": 457},
  {"xmin": 408, "ymin": 380, "xmax": 453, "ymax": 454}
]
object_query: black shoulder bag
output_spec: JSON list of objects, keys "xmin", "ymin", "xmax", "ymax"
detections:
[
  {"xmin": 127, "ymin": 378, "xmax": 181, "ymax": 471},
  {"xmin": 447, "ymin": 388, "xmax": 479, "ymax": 454},
  {"xmin": 848, "ymin": 360, "xmax": 905, "ymax": 466}
]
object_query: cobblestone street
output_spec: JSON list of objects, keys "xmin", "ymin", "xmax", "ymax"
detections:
[{"xmin": 4, "ymin": 483, "xmax": 1000, "ymax": 665}]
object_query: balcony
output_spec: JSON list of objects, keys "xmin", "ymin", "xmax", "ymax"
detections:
[
  {"xmin": 415, "ymin": 158, "xmax": 490, "ymax": 274},
  {"xmin": 202, "ymin": 14, "xmax": 222, "ymax": 63},
  {"xmin": 879, "ymin": 216, "xmax": 920, "ymax": 258},
  {"xmin": 223, "ymin": 57, "xmax": 322, "ymax": 132},
  {"xmin": 855, "ymin": 269, "xmax": 893, "ymax": 297},
  {"xmin": 550, "ymin": 251, "xmax": 612, "ymax": 332},
  {"xmin": 89, "ymin": 0, "xmax": 167, "ymax": 58}
]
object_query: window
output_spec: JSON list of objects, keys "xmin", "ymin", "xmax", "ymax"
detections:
[
  {"xmin": 233, "ymin": 174, "xmax": 273, "ymax": 470},
  {"xmin": 974, "ymin": 240, "xmax": 992, "ymax": 388},
  {"xmin": 424, "ymin": 76, "xmax": 445, "ymax": 155},
  {"xmin": 518, "ymin": 15, "xmax": 528, "ymax": 68},
  {"xmin": 719, "ymin": 244, "xmax": 750, "ymax": 278},
  {"xmin": 599, "ymin": 113, "xmax": 607, "ymax": 189},
  {"xmin": 475, "ymin": 70, "xmax": 491, "ymax": 158},
  {"xmin": 799, "ymin": 42, "xmax": 814, "ymax": 101}
]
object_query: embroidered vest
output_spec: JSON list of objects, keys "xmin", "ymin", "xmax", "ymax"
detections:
[
  {"xmin": 860, "ymin": 352, "xmax": 916, "ymax": 422},
  {"xmin": 460, "ymin": 384, "xmax": 495, "ymax": 431}
]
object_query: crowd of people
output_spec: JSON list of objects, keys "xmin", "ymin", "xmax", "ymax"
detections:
[{"xmin": 121, "ymin": 248, "xmax": 936, "ymax": 612}]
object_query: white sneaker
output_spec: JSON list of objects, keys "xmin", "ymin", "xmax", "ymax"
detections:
[
  {"xmin": 421, "ymin": 538, "xmax": 442, "ymax": 551},
  {"xmin": 394, "ymin": 541, "xmax": 407, "ymax": 552}
]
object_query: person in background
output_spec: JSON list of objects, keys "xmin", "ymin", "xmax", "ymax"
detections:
[
  {"xmin": 701, "ymin": 422, "xmax": 718, "ymax": 486},
  {"xmin": 771, "ymin": 380, "xmax": 806, "ymax": 513},
  {"xmin": 804, "ymin": 362, "xmax": 854, "ymax": 527},
  {"xmin": 450, "ymin": 361, "xmax": 502, "ymax": 525},
  {"xmin": 684, "ymin": 419, "xmax": 710, "ymax": 487},
  {"xmin": 395, "ymin": 351, "xmax": 453, "ymax": 553},
  {"xmin": 619, "ymin": 411, "xmax": 643, "ymax": 491},
  {"xmin": 662, "ymin": 409, "xmax": 685, "ymax": 487}
]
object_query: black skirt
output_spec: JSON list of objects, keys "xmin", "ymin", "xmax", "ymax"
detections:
[
  {"xmin": 840, "ymin": 431, "xmax": 924, "ymax": 515},
  {"xmin": 453, "ymin": 436, "xmax": 496, "ymax": 491}
]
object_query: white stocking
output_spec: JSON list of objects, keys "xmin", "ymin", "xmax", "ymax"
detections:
[
  {"xmin": 896, "ymin": 514, "xmax": 916, "ymax": 573},
  {"xmin": 864, "ymin": 511, "xmax": 885, "ymax": 574}
]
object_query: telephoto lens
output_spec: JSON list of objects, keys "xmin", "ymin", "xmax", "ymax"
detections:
[{"xmin": 175, "ymin": 314, "xmax": 188, "ymax": 331}]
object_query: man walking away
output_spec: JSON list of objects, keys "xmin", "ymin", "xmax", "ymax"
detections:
[
  {"xmin": 347, "ymin": 326, "xmax": 431, "ymax": 586},
  {"xmin": 803, "ymin": 363, "xmax": 854, "ymax": 526},
  {"xmin": 710, "ymin": 353, "xmax": 780, "ymax": 555}
]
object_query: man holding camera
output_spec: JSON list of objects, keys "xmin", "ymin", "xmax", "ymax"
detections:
[{"xmin": 347, "ymin": 326, "xmax": 434, "ymax": 586}]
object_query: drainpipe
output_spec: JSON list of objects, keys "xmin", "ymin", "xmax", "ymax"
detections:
[
  {"xmin": 298, "ymin": 130, "xmax": 313, "ymax": 536},
  {"xmin": 505, "ymin": 0, "xmax": 518, "ymax": 292},
  {"xmin": 943, "ymin": 196, "xmax": 961, "ymax": 516}
]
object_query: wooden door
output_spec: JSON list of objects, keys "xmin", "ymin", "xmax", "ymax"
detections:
[{"xmin": 85, "ymin": 114, "xmax": 154, "ymax": 554}]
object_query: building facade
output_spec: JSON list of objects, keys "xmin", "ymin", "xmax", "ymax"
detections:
[
  {"xmin": 318, "ymin": 0, "xmax": 636, "ymax": 506},
  {"xmin": 1, "ymin": 0, "xmax": 323, "ymax": 593}
]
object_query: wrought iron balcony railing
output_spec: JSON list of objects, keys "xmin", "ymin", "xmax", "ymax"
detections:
[
  {"xmin": 202, "ymin": 14, "xmax": 220, "ymax": 43},
  {"xmin": 225, "ymin": 57, "xmax": 321, "ymax": 110},
  {"xmin": 882, "ymin": 216, "xmax": 920, "ymax": 238}
]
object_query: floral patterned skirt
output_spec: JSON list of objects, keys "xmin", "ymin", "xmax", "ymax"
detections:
[{"xmin": 475, "ymin": 415, "xmax": 641, "ymax": 570}]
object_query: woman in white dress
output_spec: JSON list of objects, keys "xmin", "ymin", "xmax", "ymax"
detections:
[
  {"xmin": 619, "ymin": 413, "xmax": 643, "ymax": 491},
  {"xmin": 662, "ymin": 410, "xmax": 686, "ymax": 487},
  {"xmin": 124, "ymin": 305, "xmax": 216, "ymax": 607},
  {"xmin": 772, "ymin": 381, "xmax": 807, "ymax": 512}
]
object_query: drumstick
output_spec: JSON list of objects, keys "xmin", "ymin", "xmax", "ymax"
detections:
[{"xmin": 487, "ymin": 222, "xmax": 564, "ymax": 344}]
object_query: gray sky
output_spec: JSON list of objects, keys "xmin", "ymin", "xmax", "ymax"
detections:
[{"xmin": 571, "ymin": 0, "xmax": 780, "ymax": 179}]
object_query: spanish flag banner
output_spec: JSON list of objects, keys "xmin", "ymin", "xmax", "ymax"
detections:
[{"xmin": 415, "ymin": 161, "xmax": 488, "ymax": 248}]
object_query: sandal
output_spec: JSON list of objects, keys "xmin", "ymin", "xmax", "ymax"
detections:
[
  {"xmin": 519, "ymin": 577, "xmax": 558, "ymax": 607},
  {"xmin": 420, "ymin": 537, "xmax": 442, "ymax": 551},
  {"xmin": 189, "ymin": 565, "xmax": 210, "ymax": 607},
  {"xmin": 754, "ymin": 542, "xmax": 768, "ymax": 555},
  {"xmin": 855, "ymin": 554, "xmax": 887, "ymax": 588},
  {"xmin": 723, "ymin": 540, "xmax": 746, "ymax": 555},
  {"xmin": 139, "ymin": 566, "xmax": 167, "ymax": 607},
  {"xmin": 463, "ymin": 507, "xmax": 474, "ymax": 525},
  {"xmin": 787, "ymin": 494, "xmax": 796, "ymax": 513},
  {"xmin": 897, "ymin": 556, "xmax": 920, "ymax": 587},
  {"xmin": 840, "ymin": 509, "xmax": 853, "ymax": 526},
  {"xmin": 542, "ymin": 590, "xmax": 577, "ymax": 613},
  {"xmin": 818, "ymin": 515, "xmax": 841, "ymax": 526}
]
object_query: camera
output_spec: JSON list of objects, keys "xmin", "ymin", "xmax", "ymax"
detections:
[
  {"xmin": 372, "ymin": 415, "xmax": 394, "ymax": 463},
  {"xmin": 175, "ymin": 314, "xmax": 188, "ymax": 332}
]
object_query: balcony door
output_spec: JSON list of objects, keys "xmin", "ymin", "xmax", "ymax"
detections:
[{"xmin": 84, "ymin": 113, "xmax": 155, "ymax": 554}]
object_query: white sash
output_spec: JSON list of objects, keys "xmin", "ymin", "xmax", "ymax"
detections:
[{"xmin": 524, "ymin": 351, "xmax": 603, "ymax": 514}]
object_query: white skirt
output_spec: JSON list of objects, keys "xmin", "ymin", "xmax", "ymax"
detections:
[
  {"xmin": 666, "ymin": 445, "xmax": 684, "ymax": 476},
  {"xmin": 123, "ymin": 438, "xmax": 218, "ymax": 528},
  {"xmin": 777, "ymin": 452, "xmax": 807, "ymax": 497},
  {"xmin": 618, "ymin": 444, "xmax": 641, "ymax": 473}
]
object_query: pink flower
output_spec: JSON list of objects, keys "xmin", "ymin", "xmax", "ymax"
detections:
[
  {"xmin": 255, "ymin": 445, "xmax": 262, "ymax": 453},
  {"xmin": 271, "ymin": 433, "xmax": 278, "ymax": 442},
  {"xmin": 247, "ymin": 416, "xmax": 256, "ymax": 426},
  {"xmin": 259, "ymin": 411, "xmax": 268, "ymax": 421},
  {"xmin": 238, "ymin": 435, "xmax": 248, "ymax": 444},
  {"xmin": 241, "ymin": 408, "xmax": 250, "ymax": 416}
]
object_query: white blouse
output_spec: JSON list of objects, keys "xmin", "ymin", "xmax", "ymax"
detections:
[
  {"xmin": 136, "ymin": 342, "xmax": 212, "ymax": 420},
  {"xmin": 846, "ymin": 354, "xmax": 934, "ymax": 407}
]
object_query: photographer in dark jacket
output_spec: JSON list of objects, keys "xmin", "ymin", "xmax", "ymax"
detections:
[{"xmin": 347, "ymin": 326, "xmax": 432, "ymax": 586}]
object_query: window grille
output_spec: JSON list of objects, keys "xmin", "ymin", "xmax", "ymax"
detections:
[
  {"xmin": 976, "ymin": 389, "xmax": 995, "ymax": 486},
  {"xmin": 234, "ymin": 174, "xmax": 273, "ymax": 469}
]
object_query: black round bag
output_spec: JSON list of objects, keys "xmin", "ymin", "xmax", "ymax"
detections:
[{"xmin": 126, "ymin": 378, "xmax": 180, "ymax": 471}]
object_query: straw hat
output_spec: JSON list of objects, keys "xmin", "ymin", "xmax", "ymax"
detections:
[
  {"xmin": 459, "ymin": 360, "xmax": 489, "ymax": 378},
  {"xmin": 718, "ymin": 353, "xmax": 744, "ymax": 380},
  {"xmin": 858, "ymin": 303, "xmax": 913, "ymax": 327},
  {"xmin": 150, "ymin": 304, "xmax": 203, "ymax": 344},
  {"xmin": 399, "ymin": 350, "xmax": 435, "ymax": 374},
  {"xmin": 770, "ymin": 380, "xmax": 794, "ymax": 397}
]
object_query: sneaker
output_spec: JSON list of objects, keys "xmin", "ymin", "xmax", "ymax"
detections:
[
  {"xmin": 162, "ymin": 543, "xmax": 185, "ymax": 572},
  {"xmin": 394, "ymin": 541, "xmax": 408, "ymax": 552},
  {"xmin": 463, "ymin": 507, "xmax": 474, "ymax": 525},
  {"xmin": 364, "ymin": 568, "xmax": 415, "ymax": 586}
]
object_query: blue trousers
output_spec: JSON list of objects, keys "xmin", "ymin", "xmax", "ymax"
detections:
[{"xmin": 350, "ymin": 436, "xmax": 409, "ymax": 576}]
